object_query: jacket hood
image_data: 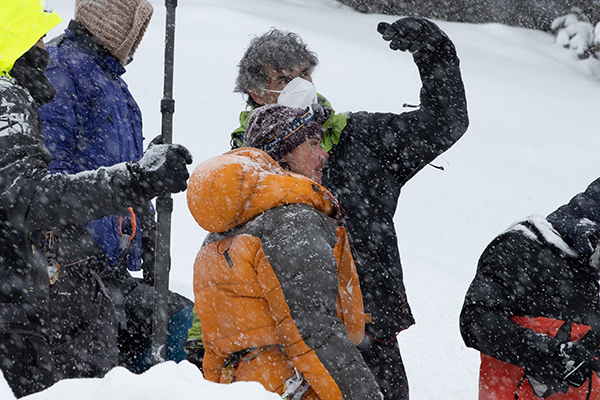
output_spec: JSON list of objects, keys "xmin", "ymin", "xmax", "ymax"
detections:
[
  {"xmin": 0, "ymin": 0, "xmax": 62, "ymax": 75},
  {"xmin": 187, "ymin": 148, "xmax": 341, "ymax": 233}
]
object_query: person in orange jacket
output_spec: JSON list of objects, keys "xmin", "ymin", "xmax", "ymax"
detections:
[
  {"xmin": 188, "ymin": 104, "xmax": 382, "ymax": 400},
  {"xmin": 187, "ymin": 20, "xmax": 469, "ymax": 400}
]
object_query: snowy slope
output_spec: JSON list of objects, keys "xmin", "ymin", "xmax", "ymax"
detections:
[{"xmin": 4, "ymin": 0, "xmax": 600, "ymax": 398}]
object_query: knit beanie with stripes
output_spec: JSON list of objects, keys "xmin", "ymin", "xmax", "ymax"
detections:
[{"xmin": 244, "ymin": 104, "xmax": 323, "ymax": 162}]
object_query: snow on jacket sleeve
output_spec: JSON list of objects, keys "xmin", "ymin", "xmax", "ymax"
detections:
[
  {"xmin": 258, "ymin": 205, "xmax": 381, "ymax": 400},
  {"xmin": 0, "ymin": 81, "xmax": 144, "ymax": 233}
]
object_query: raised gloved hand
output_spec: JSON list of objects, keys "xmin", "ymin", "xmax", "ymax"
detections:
[
  {"xmin": 128, "ymin": 136, "xmax": 193, "ymax": 200},
  {"xmin": 377, "ymin": 17, "xmax": 455, "ymax": 60}
]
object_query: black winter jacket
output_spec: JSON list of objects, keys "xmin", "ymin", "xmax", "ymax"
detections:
[
  {"xmin": 323, "ymin": 36, "xmax": 468, "ymax": 340},
  {"xmin": 0, "ymin": 76, "xmax": 143, "ymax": 337},
  {"xmin": 230, "ymin": 34, "xmax": 468, "ymax": 341},
  {"xmin": 460, "ymin": 178, "xmax": 600, "ymax": 379}
]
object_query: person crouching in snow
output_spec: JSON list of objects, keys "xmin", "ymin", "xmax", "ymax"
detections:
[{"xmin": 187, "ymin": 104, "xmax": 383, "ymax": 400}]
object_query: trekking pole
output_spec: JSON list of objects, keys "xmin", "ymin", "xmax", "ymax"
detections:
[{"xmin": 151, "ymin": 0, "xmax": 178, "ymax": 365}]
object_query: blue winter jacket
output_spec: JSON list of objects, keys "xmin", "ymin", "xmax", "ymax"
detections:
[{"xmin": 39, "ymin": 22, "xmax": 145, "ymax": 270}]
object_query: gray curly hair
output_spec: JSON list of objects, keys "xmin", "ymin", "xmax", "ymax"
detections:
[{"xmin": 235, "ymin": 28, "xmax": 319, "ymax": 108}]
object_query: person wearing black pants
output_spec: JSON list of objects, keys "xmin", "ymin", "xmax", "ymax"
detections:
[{"xmin": 186, "ymin": 17, "xmax": 469, "ymax": 400}]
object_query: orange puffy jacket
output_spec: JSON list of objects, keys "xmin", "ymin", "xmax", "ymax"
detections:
[{"xmin": 187, "ymin": 148, "xmax": 382, "ymax": 400}]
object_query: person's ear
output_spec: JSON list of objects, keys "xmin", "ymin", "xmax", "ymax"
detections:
[
  {"xmin": 35, "ymin": 38, "xmax": 46, "ymax": 50},
  {"xmin": 278, "ymin": 155, "xmax": 291, "ymax": 171},
  {"xmin": 248, "ymin": 86, "xmax": 267, "ymax": 106}
]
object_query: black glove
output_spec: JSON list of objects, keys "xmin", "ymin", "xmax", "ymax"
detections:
[
  {"xmin": 527, "ymin": 329, "xmax": 600, "ymax": 397},
  {"xmin": 309, "ymin": 103, "xmax": 331, "ymax": 126},
  {"xmin": 128, "ymin": 138, "xmax": 193, "ymax": 200},
  {"xmin": 377, "ymin": 17, "xmax": 456, "ymax": 61},
  {"xmin": 559, "ymin": 333, "xmax": 600, "ymax": 388}
]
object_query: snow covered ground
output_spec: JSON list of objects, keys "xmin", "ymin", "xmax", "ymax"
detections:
[{"xmin": 4, "ymin": 0, "xmax": 600, "ymax": 398}]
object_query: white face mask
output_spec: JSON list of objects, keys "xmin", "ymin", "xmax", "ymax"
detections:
[{"xmin": 275, "ymin": 77, "xmax": 318, "ymax": 110}]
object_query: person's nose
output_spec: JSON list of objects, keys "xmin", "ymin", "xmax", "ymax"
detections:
[{"xmin": 320, "ymin": 148, "xmax": 329, "ymax": 162}]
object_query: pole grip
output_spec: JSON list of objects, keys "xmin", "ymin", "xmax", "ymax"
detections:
[{"xmin": 161, "ymin": 98, "xmax": 175, "ymax": 115}]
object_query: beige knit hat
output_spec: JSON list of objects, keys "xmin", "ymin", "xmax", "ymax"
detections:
[{"xmin": 75, "ymin": 0, "xmax": 153, "ymax": 65}]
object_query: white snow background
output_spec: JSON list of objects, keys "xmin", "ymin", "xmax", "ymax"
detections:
[{"xmin": 4, "ymin": 0, "xmax": 600, "ymax": 398}]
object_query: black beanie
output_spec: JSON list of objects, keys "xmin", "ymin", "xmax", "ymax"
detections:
[{"xmin": 244, "ymin": 104, "xmax": 323, "ymax": 161}]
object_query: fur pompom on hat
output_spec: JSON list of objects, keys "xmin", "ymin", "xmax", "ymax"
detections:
[
  {"xmin": 75, "ymin": 0, "xmax": 153, "ymax": 65},
  {"xmin": 244, "ymin": 104, "xmax": 323, "ymax": 162}
]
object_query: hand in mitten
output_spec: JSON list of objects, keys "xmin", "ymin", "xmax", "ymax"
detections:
[
  {"xmin": 377, "ymin": 17, "xmax": 455, "ymax": 58},
  {"xmin": 128, "ymin": 137, "xmax": 193, "ymax": 200}
]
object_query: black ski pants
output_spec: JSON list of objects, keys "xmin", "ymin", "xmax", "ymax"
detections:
[
  {"xmin": 358, "ymin": 336, "xmax": 409, "ymax": 400},
  {"xmin": 48, "ymin": 259, "xmax": 122, "ymax": 380},
  {"xmin": 0, "ymin": 332, "xmax": 55, "ymax": 398}
]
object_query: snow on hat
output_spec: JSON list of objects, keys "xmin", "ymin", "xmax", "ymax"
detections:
[
  {"xmin": 75, "ymin": 0, "xmax": 153, "ymax": 65},
  {"xmin": 244, "ymin": 104, "xmax": 323, "ymax": 162}
]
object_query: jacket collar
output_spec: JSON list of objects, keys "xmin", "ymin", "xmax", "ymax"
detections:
[
  {"xmin": 187, "ymin": 148, "xmax": 343, "ymax": 233},
  {"xmin": 66, "ymin": 20, "xmax": 125, "ymax": 78}
]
